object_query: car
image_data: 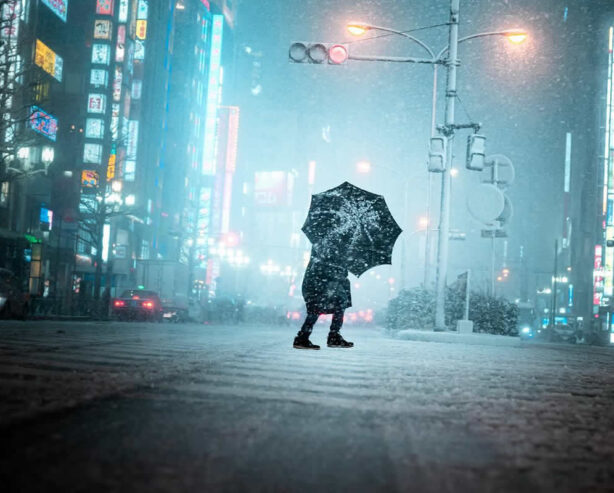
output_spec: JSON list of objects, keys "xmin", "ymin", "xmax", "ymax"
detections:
[
  {"xmin": 111, "ymin": 289, "xmax": 163, "ymax": 322},
  {"xmin": 161, "ymin": 296, "xmax": 190, "ymax": 323},
  {"xmin": 0, "ymin": 268, "xmax": 29, "ymax": 320}
]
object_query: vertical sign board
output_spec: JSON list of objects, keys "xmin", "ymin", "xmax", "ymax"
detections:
[
  {"xmin": 594, "ymin": 245, "xmax": 604, "ymax": 308},
  {"xmin": 202, "ymin": 15, "xmax": 224, "ymax": 175},
  {"xmin": 116, "ymin": 25, "xmax": 126, "ymax": 62},
  {"xmin": 41, "ymin": 0, "xmax": 68, "ymax": 22},
  {"xmin": 118, "ymin": 0, "xmax": 129, "ymax": 22},
  {"xmin": 602, "ymin": 27, "xmax": 614, "ymax": 305},
  {"xmin": 1, "ymin": 1, "xmax": 20, "ymax": 40}
]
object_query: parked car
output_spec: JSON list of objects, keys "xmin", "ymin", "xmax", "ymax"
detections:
[
  {"xmin": 0, "ymin": 268, "xmax": 29, "ymax": 320},
  {"xmin": 111, "ymin": 289, "xmax": 163, "ymax": 322}
]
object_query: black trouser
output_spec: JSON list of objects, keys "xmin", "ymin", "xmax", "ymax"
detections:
[{"xmin": 298, "ymin": 309, "xmax": 344, "ymax": 336}]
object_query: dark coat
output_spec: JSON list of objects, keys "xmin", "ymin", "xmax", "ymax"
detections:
[{"xmin": 302, "ymin": 243, "xmax": 352, "ymax": 314}]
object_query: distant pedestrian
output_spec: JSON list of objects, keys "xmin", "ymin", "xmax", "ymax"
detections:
[{"xmin": 293, "ymin": 239, "xmax": 354, "ymax": 350}]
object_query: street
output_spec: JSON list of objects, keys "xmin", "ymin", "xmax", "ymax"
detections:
[{"xmin": 1, "ymin": 321, "xmax": 613, "ymax": 492}]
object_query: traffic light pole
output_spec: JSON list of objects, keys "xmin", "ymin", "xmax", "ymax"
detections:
[{"xmin": 434, "ymin": 0, "xmax": 460, "ymax": 331}]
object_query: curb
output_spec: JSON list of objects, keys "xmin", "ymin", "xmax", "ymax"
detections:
[{"xmin": 393, "ymin": 328, "xmax": 524, "ymax": 347}]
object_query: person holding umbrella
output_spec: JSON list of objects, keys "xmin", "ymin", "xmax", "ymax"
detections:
[
  {"xmin": 293, "ymin": 236, "xmax": 354, "ymax": 349},
  {"xmin": 293, "ymin": 182, "xmax": 402, "ymax": 350}
]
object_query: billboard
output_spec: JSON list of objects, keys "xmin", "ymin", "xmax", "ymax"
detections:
[
  {"xmin": 96, "ymin": 0, "xmax": 114, "ymax": 15},
  {"xmin": 94, "ymin": 19, "xmax": 112, "ymax": 40},
  {"xmin": 90, "ymin": 68, "xmax": 108, "ymax": 87},
  {"xmin": 29, "ymin": 106, "xmax": 58, "ymax": 141},
  {"xmin": 81, "ymin": 170, "xmax": 99, "ymax": 188},
  {"xmin": 85, "ymin": 118, "xmax": 104, "ymax": 139},
  {"xmin": 253, "ymin": 171, "xmax": 294, "ymax": 207},
  {"xmin": 88, "ymin": 93, "xmax": 107, "ymax": 114},
  {"xmin": 41, "ymin": 0, "xmax": 68, "ymax": 22},
  {"xmin": 92, "ymin": 43, "xmax": 111, "ymax": 65},
  {"xmin": 35, "ymin": 39, "xmax": 63, "ymax": 82}
]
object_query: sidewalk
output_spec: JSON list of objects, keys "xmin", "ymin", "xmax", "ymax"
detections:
[{"xmin": 393, "ymin": 327, "xmax": 524, "ymax": 347}]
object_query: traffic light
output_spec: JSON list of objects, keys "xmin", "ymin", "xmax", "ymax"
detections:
[
  {"xmin": 288, "ymin": 42, "xmax": 349, "ymax": 64},
  {"xmin": 428, "ymin": 136, "xmax": 446, "ymax": 172},
  {"xmin": 466, "ymin": 134, "xmax": 486, "ymax": 171}
]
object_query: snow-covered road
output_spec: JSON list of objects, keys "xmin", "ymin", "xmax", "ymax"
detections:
[{"xmin": 1, "ymin": 321, "xmax": 613, "ymax": 492}]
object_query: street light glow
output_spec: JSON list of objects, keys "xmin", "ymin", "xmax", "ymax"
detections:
[
  {"xmin": 347, "ymin": 22, "xmax": 369, "ymax": 36},
  {"xmin": 504, "ymin": 30, "xmax": 528, "ymax": 44},
  {"xmin": 356, "ymin": 160, "xmax": 371, "ymax": 173}
]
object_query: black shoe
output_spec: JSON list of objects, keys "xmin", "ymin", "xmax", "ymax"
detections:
[
  {"xmin": 293, "ymin": 335, "xmax": 320, "ymax": 350},
  {"xmin": 327, "ymin": 332, "xmax": 354, "ymax": 348}
]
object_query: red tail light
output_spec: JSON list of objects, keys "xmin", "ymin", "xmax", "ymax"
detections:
[
  {"xmin": 114, "ymin": 300, "xmax": 125, "ymax": 307},
  {"xmin": 143, "ymin": 300, "xmax": 155, "ymax": 309}
]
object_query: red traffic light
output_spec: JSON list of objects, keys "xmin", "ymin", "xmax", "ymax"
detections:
[
  {"xmin": 289, "ymin": 42, "xmax": 349, "ymax": 65},
  {"xmin": 328, "ymin": 44, "xmax": 348, "ymax": 64}
]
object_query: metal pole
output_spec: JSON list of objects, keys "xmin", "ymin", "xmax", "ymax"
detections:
[
  {"xmin": 464, "ymin": 269, "xmax": 470, "ymax": 320},
  {"xmin": 434, "ymin": 0, "xmax": 459, "ymax": 330},
  {"xmin": 550, "ymin": 239, "xmax": 559, "ymax": 336},
  {"xmin": 490, "ymin": 235, "xmax": 495, "ymax": 296},
  {"xmin": 401, "ymin": 184, "xmax": 408, "ymax": 290},
  {"xmin": 424, "ymin": 65, "xmax": 438, "ymax": 289}
]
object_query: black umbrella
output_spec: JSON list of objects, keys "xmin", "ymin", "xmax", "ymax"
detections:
[{"xmin": 301, "ymin": 182, "xmax": 403, "ymax": 277}]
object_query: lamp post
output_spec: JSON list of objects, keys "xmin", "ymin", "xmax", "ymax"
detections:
[{"xmin": 347, "ymin": 3, "xmax": 526, "ymax": 330}]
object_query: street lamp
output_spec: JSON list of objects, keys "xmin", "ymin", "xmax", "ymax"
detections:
[{"xmin": 345, "ymin": 4, "xmax": 527, "ymax": 331}]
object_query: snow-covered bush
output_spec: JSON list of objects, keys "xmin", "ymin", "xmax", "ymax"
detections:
[{"xmin": 386, "ymin": 287, "xmax": 518, "ymax": 335}]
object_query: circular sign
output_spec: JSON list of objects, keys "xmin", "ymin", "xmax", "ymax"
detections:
[{"xmin": 466, "ymin": 183, "xmax": 505, "ymax": 224}]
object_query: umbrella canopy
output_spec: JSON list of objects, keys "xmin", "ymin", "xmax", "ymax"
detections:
[{"xmin": 301, "ymin": 182, "xmax": 403, "ymax": 277}]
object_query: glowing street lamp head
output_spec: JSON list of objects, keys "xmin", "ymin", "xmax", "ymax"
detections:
[
  {"xmin": 504, "ymin": 29, "xmax": 528, "ymax": 44},
  {"xmin": 356, "ymin": 160, "xmax": 372, "ymax": 173},
  {"xmin": 347, "ymin": 22, "xmax": 370, "ymax": 36}
]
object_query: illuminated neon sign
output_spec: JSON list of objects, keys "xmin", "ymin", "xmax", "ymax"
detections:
[
  {"xmin": 29, "ymin": 106, "xmax": 58, "ymax": 141},
  {"xmin": 202, "ymin": 15, "xmax": 223, "ymax": 175},
  {"xmin": 41, "ymin": 0, "xmax": 68, "ymax": 22},
  {"xmin": 35, "ymin": 39, "xmax": 63, "ymax": 82},
  {"xmin": 96, "ymin": 0, "xmax": 114, "ymax": 15}
]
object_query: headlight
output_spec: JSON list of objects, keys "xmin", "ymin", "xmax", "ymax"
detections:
[
  {"xmin": 521, "ymin": 327, "xmax": 531, "ymax": 334},
  {"xmin": 0, "ymin": 296, "xmax": 6, "ymax": 308}
]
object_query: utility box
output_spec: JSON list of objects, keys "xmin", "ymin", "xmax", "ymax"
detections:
[{"xmin": 456, "ymin": 320, "xmax": 474, "ymax": 334}]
